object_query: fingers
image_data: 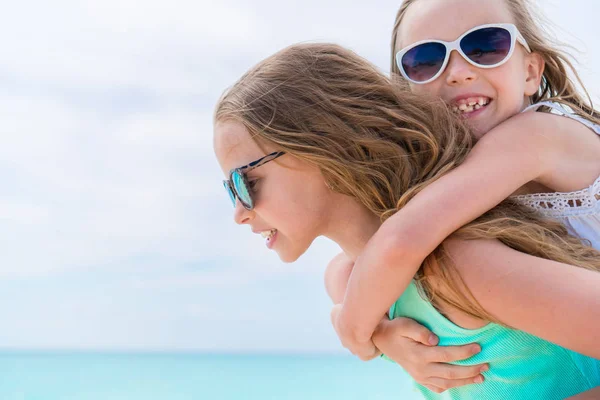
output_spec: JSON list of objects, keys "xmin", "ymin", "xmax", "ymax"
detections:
[
  {"xmin": 424, "ymin": 374, "xmax": 485, "ymax": 393},
  {"xmin": 430, "ymin": 362, "xmax": 489, "ymax": 380},
  {"xmin": 345, "ymin": 338, "xmax": 381, "ymax": 362},
  {"xmin": 422, "ymin": 384, "xmax": 444, "ymax": 394},
  {"xmin": 373, "ymin": 317, "xmax": 488, "ymax": 394},
  {"xmin": 376, "ymin": 317, "xmax": 438, "ymax": 346},
  {"xmin": 423, "ymin": 343, "xmax": 481, "ymax": 363},
  {"xmin": 422, "ymin": 365, "xmax": 487, "ymax": 393},
  {"xmin": 356, "ymin": 347, "xmax": 382, "ymax": 362}
]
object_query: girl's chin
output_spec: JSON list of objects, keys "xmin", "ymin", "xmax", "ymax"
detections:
[
  {"xmin": 275, "ymin": 245, "xmax": 305, "ymax": 264},
  {"xmin": 277, "ymin": 251, "xmax": 300, "ymax": 263}
]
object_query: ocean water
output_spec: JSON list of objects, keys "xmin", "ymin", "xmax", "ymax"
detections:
[{"xmin": 0, "ymin": 352, "xmax": 421, "ymax": 400}]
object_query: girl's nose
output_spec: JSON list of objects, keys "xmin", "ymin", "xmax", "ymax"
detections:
[
  {"xmin": 445, "ymin": 51, "xmax": 478, "ymax": 86},
  {"xmin": 233, "ymin": 200, "xmax": 254, "ymax": 225}
]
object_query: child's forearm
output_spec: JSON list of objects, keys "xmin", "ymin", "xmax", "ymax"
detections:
[
  {"xmin": 336, "ymin": 218, "xmax": 427, "ymax": 344},
  {"xmin": 325, "ymin": 252, "xmax": 383, "ymax": 360}
]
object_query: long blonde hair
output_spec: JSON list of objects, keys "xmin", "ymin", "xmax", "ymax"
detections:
[
  {"xmin": 390, "ymin": 0, "xmax": 600, "ymax": 126},
  {"xmin": 215, "ymin": 43, "xmax": 600, "ymax": 323}
]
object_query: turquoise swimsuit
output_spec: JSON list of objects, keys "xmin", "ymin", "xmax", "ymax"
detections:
[
  {"xmin": 384, "ymin": 103, "xmax": 600, "ymax": 399},
  {"xmin": 387, "ymin": 282, "xmax": 600, "ymax": 399}
]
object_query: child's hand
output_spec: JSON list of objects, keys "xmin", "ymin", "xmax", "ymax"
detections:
[
  {"xmin": 331, "ymin": 304, "xmax": 381, "ymax": 360},
  {"xmin": 373, "ymin": 317, "xmax": 488, "ymax": 393}
]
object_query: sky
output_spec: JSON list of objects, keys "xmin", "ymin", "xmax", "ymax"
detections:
[{"xmin": 0, "ymin": 0, "xmax": 598, "ymax": 353}]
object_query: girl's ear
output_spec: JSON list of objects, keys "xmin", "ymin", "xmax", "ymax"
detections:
[{"xmin": 524, "ymin": 52, "xmax": 545, "ymax": 96}]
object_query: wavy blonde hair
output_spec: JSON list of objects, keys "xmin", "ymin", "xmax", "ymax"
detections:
[
  {"xmin": 215, "ymin": 43, "xmax": 600, "ymax": 323},
  {"xmin": 390, "ymin": 0, "xmax": 600, "ymax": 126}
]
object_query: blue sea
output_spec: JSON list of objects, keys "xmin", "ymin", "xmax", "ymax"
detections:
[{"xmin": 0, "ymin": 351, "xmax": 422, "ymax": 399}]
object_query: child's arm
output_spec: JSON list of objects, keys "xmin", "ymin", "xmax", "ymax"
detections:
[
  {"xmin": 335, "ymin": 111, "xmax": 563, "ymax": 357},
  {"xmin": 325, "ymin": 253, "xmax": 381, "ymax": 358},
  {"xmin": 445, "ymin": 238, "xmax": 600, "ymax": 359},
  {"xmin": 326, "ymin": 251, "xmax": 488, "ymax": 392}
]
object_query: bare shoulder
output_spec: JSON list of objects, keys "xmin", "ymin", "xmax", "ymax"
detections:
[
  {"xmin": 482, "ymin": 111, "xmax": 600, "ymax": 191},
  {"xmin": 440, "ymin": 236, "xmax": 595, "ymax": 304},
  {"xmin": 441, "ymin": 238, "xmax": 501, "ymax": 275},
  {"xmin": 486, "ymin": 109, "xmax": 599, "ymax": 145},
  {"xmin": 482, "ymin": 110, "xmax": 566, "ymax": 143},
  {"xmin": 437, "ymin": 237, "xmax": 529, "ymax": 324},
  {"xmin": 441, "ymin": 237, "xmax": 600, "ymax": 355},
  {"xmin": 440, "ymin": 238, "xmax": 521, "ymax": 294},
  {"xmin": 471, "ymin": 111, "xmax": 562, "ymax": 169}
]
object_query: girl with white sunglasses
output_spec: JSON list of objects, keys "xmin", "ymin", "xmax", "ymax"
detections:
[{"xmin": 328, "ymin": 0, "xmax": 600, "ymax": 396}]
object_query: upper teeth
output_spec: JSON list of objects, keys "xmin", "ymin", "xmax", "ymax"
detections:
[
  {"xmin": 452, "ymin": 97, "xmax": 490, "ymax": 113},
  {"xmin": 261, "ymin": 229, "xmax": 276, "ymax": 239}
]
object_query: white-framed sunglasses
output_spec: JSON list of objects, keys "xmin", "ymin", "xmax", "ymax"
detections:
[{"xmin": 395, "ymin": 23, "xmax": 531, "ymax": 84}]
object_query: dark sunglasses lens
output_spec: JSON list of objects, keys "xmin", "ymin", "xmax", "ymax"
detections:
[
  {"xmin": 461, "ymin": 27, "xmax": 511, "ymax": 66},
  {"xmin": 223, "ymin": 181, "xmax": 236, "ymax": 207},
  {"xmin": 231, "ymin": 170, "xmax": 253, "ymax": 209},
  {"xmin": 401, "ymin": 42, "xmax": 447, "ymax": 82}
]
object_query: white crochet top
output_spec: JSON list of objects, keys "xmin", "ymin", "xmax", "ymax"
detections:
[{"xmin": 512, "ymin": 101, "xmax": 600, "ymax": 249}]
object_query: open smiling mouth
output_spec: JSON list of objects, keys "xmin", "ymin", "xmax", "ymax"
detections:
[
  {"xmin": 451, "ymin": 96, "xmax": 491, "ymax": 115},
  {"xmin": 260, "ymin": 229, "xmax": 278, "ymax": 248}
]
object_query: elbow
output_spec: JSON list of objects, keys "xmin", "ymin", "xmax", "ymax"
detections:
[
  {"xmin": 374, "ymin": 223, "xmax": 426, "ymax": 267},
  {"xmin": 335, "ymin": 307, "xmax": 374, "ymax": 346}
]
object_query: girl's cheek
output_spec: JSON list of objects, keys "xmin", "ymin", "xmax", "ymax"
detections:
[{"xmin": 411, "ymin": 82, "xmax": 439, "ymax": 97}]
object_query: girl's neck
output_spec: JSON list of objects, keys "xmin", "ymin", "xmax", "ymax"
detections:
[{"xmin": 323, "ymin": 194, "xmax": 382, "ymax": 261}]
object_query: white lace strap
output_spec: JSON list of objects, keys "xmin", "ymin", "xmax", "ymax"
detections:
[{"xmin": 523, "ymin": 101, "xmax": 600, "ymax": 135}]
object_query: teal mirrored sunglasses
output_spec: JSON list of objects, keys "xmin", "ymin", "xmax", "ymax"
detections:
[{"xmin": 222, "ymin": 151, "xmax": 285, "ymax": 210}]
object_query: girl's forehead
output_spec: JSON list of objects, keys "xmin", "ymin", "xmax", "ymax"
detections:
[
  {"xmin": 213, "ymin": 120, "xmax": 265, "ymax": 173},
  {"xmin": 397, "ymin": 0, "xmax": 514, "ymax": 48}
]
